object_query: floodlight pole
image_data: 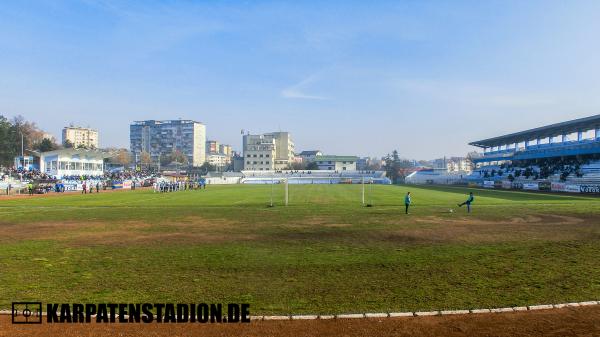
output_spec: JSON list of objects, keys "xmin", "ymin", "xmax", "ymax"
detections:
[{"xmin": 21, "ymin": 132, "xmax": 24, "ymax": 167}]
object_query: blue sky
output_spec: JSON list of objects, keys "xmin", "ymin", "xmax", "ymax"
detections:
[{"xmin": 1, "ymin": 0, "xmax": 600, "ymax": 159}]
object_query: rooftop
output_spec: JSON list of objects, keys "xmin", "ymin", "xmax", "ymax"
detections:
[
  {"xmin": 469, "ymin": 114, "xmax": 600, "ymax": 148},
  {"xmin": 299, "ymin": 150, "xmax": 321, "ymax": 156},
  {"xmin": 39, "ymin": 148, "xmax": 112, "ymax": 158},
  {"xmin": 132, "ymin": 119, "xmax": 203, "ymax": 125},
  {"xmin": 63, "ymin": 126, "xmax": 97, "ymax": 131},
  {"xmin": 315, "ymin": 155, "xmax": 358, "ymax": 162}
]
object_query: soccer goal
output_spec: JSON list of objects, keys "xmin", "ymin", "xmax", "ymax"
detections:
[
  {"xmin": 240, "ymin": 170, "xmax": 390, "ymax": 207},
  {"xmin": 264, "ymin": 176, "xmax": 378, "ymax": 207}
]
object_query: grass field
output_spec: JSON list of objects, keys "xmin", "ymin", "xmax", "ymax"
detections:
[{"xmin": 1, "ymin": 184, "xmax": 599, "ymax": 314}]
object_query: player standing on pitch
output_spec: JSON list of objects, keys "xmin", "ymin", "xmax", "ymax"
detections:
[
  {"xmin": 404, "ymin": 191, "xmax": 411, "ymax": 214},
  {"xmin": 458, "ymin": 192, "xmax": 474, "ymax": 213}
]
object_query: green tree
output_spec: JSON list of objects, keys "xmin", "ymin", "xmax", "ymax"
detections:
[
  {"xmin": 287, "ymin": 161, "xmax": 306, "ymax": 170},
  {"xmin": 306, "ymin": 161, "xmax": 319, "ymax": 170},
  {"xmin": 0, "ymin": 115, "xmax": 17, "ymax": 166},
  {"xmin": 0, "ymin": 114, "xmax": 52, "ymax": 165},
  {"xmin": 199, "ymin": 162, "xmax": 216, "ymax": 174},
  {"xmin": 384, "ymin": 150, "xmax": 402, "ymax": 183},
  {"xmin": 36, "ymin": 138, "xmax": 57, "ymax": 152}
]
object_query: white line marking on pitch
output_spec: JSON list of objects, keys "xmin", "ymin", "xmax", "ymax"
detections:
[{"xmin": 1, "ymin": 301, "xmax": 597, "ymax": 321}]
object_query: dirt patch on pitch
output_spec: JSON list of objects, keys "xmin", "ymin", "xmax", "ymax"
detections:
[
  {"xmin": 414, "ymin": 214, "xmax": 584, "ymax": 226},
  {"xmin": 303, "ymin": 216, "xmax": 329, "ymax": 225},
  {"xmin": 67, "ymin": 217, "xmax": 253, "ymax": 247},
  {"xmin": 0, "ymin": 220, "xmax": 141, "ymax": 243},
  {"xmin": 282, "ymin": 216, "xmax": 352, "ymax": 230},
  {"xmin": 385, "ymin": 214, "xmax": 594, "ymax": 244},
  {"xmin": 256, "ymin": 213, "xmax": 599, "ymax": 245},
  {"xmin": 2, "ymin": 212, "xmax": 596, "ymax": 246},
  {"xmin": 67, "ymin": 229, "xmax": 246, "ymax": 247},
  {"xmin": 0, "ymin": 216, "xmax": 254, "ymax": 247},
  {"xmin": 287, "ymin": 216, "xmax": 331, "ymax": 227},
  {"xmin": 323, "ymin": 223, "xmax": 352, "ymax": 228}
]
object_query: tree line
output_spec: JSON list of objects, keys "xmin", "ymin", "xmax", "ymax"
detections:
[
  {"xmin": 284, "ymin": 149, "xmax": 415, "ymax": 184},
  {"xmin": 0, "ymin": 114, "xmax": 420, "ymax": 179},
  {"xmin": 0, "ymin": 115, "xmax": 60, "ymax": 166},
  {"xmin": 384, "ymin": 150, "xmax": 414, "ymax": 184}
]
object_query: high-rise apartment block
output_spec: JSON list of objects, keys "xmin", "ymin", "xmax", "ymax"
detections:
[
  {"xmin": 130, "ymin": 120, "xmax": 206, "ymax": 167},
  {"xmin": 62, "ymin": 126, "xmax": 99, "ymax": 148}
]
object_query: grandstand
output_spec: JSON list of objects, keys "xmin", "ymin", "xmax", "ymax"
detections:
[
  {"xmin": 466, "ymin": 114, "xmax": 600, "ymax": 193},
  {"xmin": 240, "ymin": 170, "xmax": 391, "ymax": 184},
  {"xmin": 405, "ymin": 168, "xmax": 466, "ymax": 185}
]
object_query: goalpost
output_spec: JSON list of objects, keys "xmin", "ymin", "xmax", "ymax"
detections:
[
  {"xmin": 269, "ymin": 177, "xmax": 288, "ymax": 207},
  {"xmin": 266, "ymin": 174, "xmax": 375, "ymax": 207},
  {"xmin": 362, "ymin": 176, "xmax": 374, "ymax": 207}
]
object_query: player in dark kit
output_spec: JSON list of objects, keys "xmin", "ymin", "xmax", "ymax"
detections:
[{"xmin": 458, "ymin": 192, "xmax": 474, "ymax": 213}]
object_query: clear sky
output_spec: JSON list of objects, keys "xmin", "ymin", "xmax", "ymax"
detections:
[{"xmin": 1, "ymin": 0, "xmax": 600, "ymax": 159}]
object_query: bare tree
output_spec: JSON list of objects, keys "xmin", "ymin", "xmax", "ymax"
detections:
[
  {"xmin": 170, "ymin": 150, "xmax": 188, "ymax": 165},
  {"xmin": 116, "ymin": 149, "xmax": 133, "ymax": 166},
  {"xmin": 138, "ymin": 151, "xmax": 151, "ymax": 168}
]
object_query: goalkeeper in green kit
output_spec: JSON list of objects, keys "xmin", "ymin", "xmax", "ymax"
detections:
[{"xmin": 458, "ymin": 192, "xmax": 474, "ymax": 213}]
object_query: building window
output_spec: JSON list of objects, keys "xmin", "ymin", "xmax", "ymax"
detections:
[
  {"xmin": 328, "ymin": 167, "xmax": 333, "ymax": 170},
  {"xmin": 247, "ymin": 154, "xmax": 251, "ymax": 158},
  {"xmin": 265, "ymin": 154, "xmax": 270, "ymax": 157}
]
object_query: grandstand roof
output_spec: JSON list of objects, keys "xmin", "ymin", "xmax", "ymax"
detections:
[
  {"xmin": 469, "ymin": 114, "xmax": 600, "ymax": 148},
  {"xmin": 39, "ymin": 148, "xmax": 112, "ymax": 159},
  {"xmin": 299, "ymin": 150, "xmax": 321, "ymax": 156}
]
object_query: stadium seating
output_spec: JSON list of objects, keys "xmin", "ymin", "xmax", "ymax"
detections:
[
  {"xmin": 467, "ymin": 157, "xmax": 600, "ymax": 185},
  {"xmin": 405, "ymin": 169, "xmax": 466, "ymax": 185},
  {"xmin": 240, "ymin": 170, "xmax": 391, "ymax": 184}
]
